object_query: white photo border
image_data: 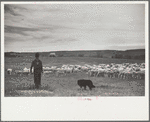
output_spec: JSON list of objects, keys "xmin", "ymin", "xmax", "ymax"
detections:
[{"xmin": 1, "ymin": 1, "xmax": 149, "ymax": 121}]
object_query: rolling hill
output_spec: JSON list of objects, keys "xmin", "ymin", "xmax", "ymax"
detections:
[{"xmin": 5, "ymin": 49, "xmax": 145, "ymax": 60}]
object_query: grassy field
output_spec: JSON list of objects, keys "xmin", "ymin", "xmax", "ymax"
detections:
[
  {"xmin": 5, "ymin": 56, "xmax": 144, "ymax": 69},
  {"xmin": 4, "ymin": 56, "xmax": 145, "ymax": 97}
]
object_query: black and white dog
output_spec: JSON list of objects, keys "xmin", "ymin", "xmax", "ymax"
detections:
[{"xmin": 77, "ymin": 79, "xmax": 95, "ymax": 90}]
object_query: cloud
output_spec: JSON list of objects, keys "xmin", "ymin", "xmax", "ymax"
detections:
[
  {"xmin": 4, "ymin": 4, "xmax": 145, "ymax": 52},
  {"xmin": 5, "ymin": 25, "xmax": 39, "ymax": 36},
  {"xmin": 54, "ymin": 38, "xmax": 78, "ymax": 43},
  {"xmin": 107, "ymin": 43, "xmax": 145, "ymax": 50},
  {"xmin": 4, "ymin": 4, "xmax": 23, "ymax": 16}
]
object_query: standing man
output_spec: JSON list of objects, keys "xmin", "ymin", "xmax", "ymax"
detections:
[{"xmin": 30, "ymin": 53, "xmax": 43, "ymax": 89}]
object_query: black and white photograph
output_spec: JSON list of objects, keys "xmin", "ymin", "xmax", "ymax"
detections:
[{"xmin": 1, "ymin": 1, "xmax": 149, "ymax": 121}]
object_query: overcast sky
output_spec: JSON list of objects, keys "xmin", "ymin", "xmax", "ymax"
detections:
[{"xmin": 4, "ymin": 3, "xmax": 145, "ymax": 52}]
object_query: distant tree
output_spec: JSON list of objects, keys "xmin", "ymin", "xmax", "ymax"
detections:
[
  {"xmin": 115, "ymin": 54, "xmax": 123, "ymax": 59},
  {"xmin": 133, "ymin": 55, "xmax": 139, "ymax": 59},
  {"xmin": 139, "ymin": 55, "xmax": 145, "ymax": 60},
  {"xmin": 133, "ymin": 55, "xmax": 145, "ymax": 60},
  {"xmin": 69, "ymin": 54, "xmax": 75, "ymax": 57},
  {"xmin": 115, "ymin": 54, "xmax": 117, "ymax": 58},
  {"xmin": 128, "ymin": 56, "xmax": 131, "ymax": 59},
  {"xmin": 100, "ymin": 55, "xmax": 103, "ymax": 58},
  {"xmin": 58, "ymin": 54, "xmax": 64, "ymax": 57},
  {"xmin": 97, "ymin": 52, "xmax": 102, "ymax": 58},
  {"xmin": 78, "ymin": 54, "xmax": 84, "ymax": 57}
]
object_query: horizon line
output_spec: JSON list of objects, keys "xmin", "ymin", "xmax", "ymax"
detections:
[{"xmin": 5, "ymin": 48, "xmax": 145, "ymax": 53}]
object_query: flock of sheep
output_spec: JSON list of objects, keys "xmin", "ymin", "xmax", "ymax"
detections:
[{"xmin": 7, "ymin": 62, "xmax": 145, "ymax": 80}]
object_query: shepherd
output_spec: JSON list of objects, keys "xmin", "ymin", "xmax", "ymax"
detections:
[{"xmin": 30, "ymin": 53, "xmax": 43, "ymax": 89}]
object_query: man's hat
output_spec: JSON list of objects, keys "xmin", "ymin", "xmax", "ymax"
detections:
[{"xmin": 35, "ymin": 53, "xmax": 39, "ymax": 58}]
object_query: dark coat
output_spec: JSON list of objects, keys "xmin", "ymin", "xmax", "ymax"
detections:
[
  {"xmin": 31, "ymin": 59, "xmax": 43, "ymax": 74},
  {"xmin": 30, "ymin": 59, "xmax": 43, "ymax": 87}
]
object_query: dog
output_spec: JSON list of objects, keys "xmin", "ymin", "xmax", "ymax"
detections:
[{"xmin": 77, "ymin": 79, "xmax": 95, "ymax": 90}]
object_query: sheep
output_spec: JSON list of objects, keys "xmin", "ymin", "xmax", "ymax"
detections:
[
  {"xmin": 81, "ymin": 66, "xmax": 89, "ymax": 72},
  {"xmin": 14, "ymin": 67, "xmax": 31, "ymax": 76},
  {"xmin": 43, "ymin": 67, "xmax": 52, "ymax": 71},
  {"xmin": 75, "ymin": 65, "xmax": 81, "ymax": 69},
  {"xmin": 56, "ymin": 68, "xmax": 66, "ymax": 77},
  {"xmin": 96, "ymin": 68, "xmax": 105, "ymax": 77},
  {"xmin": 73, "ymin": 68, "xmax": 81, "ymax": 73},
  {"xmin": 7, "ymin": 68, "xmax": 12, "ymax": 75},
  {"xmin": 15, "ymin": 70, "xmax": 23, "ymax": 76},
  {"xmin": 22, "ymin": 67, "xmax": 30, "ymax": 75},
  {"xmin": 82, "ymin": 63, "xmax": 145, "ymax": 80},
  {"xmin": 106, "ymin": 69, "xmax": 114, "ymax": 78},
  {"xmin": 65, "ymin": 67, "xmax": 73, "ymax": 74},
  {"xmin": 88, "ymin": 68, "xmax": 98, "ymax": 77},
  {"xmin": 134, "ymin": 69, "xmax": 145, "ymax": 80},
  {"xmin": 43, "ymin": 71, "xmax": 53, "ymax": 76}
]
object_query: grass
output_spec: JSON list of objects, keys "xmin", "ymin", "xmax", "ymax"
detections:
[
  {"xmin": 5, "ymin": 56, "xmax": 144, "ymax": 69},
  {"xmin": 5, "ymin": 72, "xmax": 145, "ymax": 97},
  {"xmin": 4, "ymin": 56, "xmax": 145, "ymax": 97}
]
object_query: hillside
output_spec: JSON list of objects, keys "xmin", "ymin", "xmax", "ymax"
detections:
[{"xmin": 5, "ymin": 49, "xmax": 145, "ymax": 60}]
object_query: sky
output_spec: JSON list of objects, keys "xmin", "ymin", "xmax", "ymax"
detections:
[{"xmin": 4, "ymin": 3, "xmax": 145, "ymax": 52}]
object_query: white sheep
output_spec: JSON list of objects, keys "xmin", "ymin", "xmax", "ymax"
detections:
[
  {"xmin": 43, "ymin": 71, "xmax": 53, "ymax": 76},
  {"xmin": 56, "ymin": 68, "xmax": 66, "ymax": 77},
  {"xmin": 22, "ymin": 67, "xmax": 30, "ymax": 75},
  {"xmin": 7, "ymin": 68, "xmax": 12, "ymax": 75}
]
